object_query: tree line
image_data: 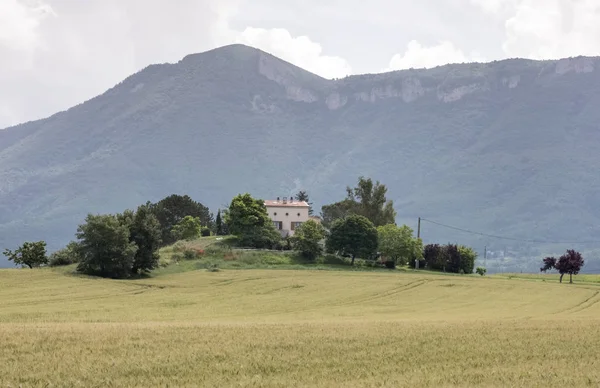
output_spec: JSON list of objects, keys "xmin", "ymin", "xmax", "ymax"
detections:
[{"xmin": 3, "ymin": 176, "xmax": 586, "ymax": 282}]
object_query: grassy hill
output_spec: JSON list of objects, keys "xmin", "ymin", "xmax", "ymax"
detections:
[
  {"xmin": 2, "ymin": 44, "xmax": 600, "ymax": 268},
  {"xmin": 1, "ymin": 266, "xmax": 600, "ymax": 386}
]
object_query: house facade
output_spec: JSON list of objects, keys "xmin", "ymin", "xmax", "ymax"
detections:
[{"xmin": 265, "ymin": 197, "xmax": 310, "ymax": 237}]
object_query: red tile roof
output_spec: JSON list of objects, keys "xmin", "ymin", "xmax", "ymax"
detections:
[{"xmin": 264, "ymin": 200, "xmax": 310, "ymax": 207}]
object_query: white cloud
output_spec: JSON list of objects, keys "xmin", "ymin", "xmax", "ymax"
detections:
[
  {"xmin": 386, "ymin": 40, "xmax": 481, "ymax": 71},
  {"xmin": 502, "ymin": 0, "xmax": 600, "ymax": 59},
  {"xmin": 235, "ymin": 27, "xmax": 352, "ymax": 79},
  {"xmin": 0, "ymin": 0, "xmax": 235, "ymax": 129},
  {"xmin": 469, "ymin": 0, "xmax": 516, "ymax": 14},
  {"xmin": 0, "ymin": 0, "xmax": 53, "ymax": 51},
  {"xmin": 0, "ymin": 0, "xmax": 55, "ymax": 70}
]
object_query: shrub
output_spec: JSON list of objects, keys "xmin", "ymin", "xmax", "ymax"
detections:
[
  {"xmin": 423, "ymin": 244, "xmax": 445, "ymax": 270},
  {"xmin": 201, "ymin": 227, "xmax": 211, "ymax": 237},
  {"xmin": 291, "ymin": 220, "xmax": 326, "ymax": 260},
  {"xmin": 48, "ymin": 241, "xmax": 83, "ymax": 267},
  {"xmin": 476, "ymin": 267, "xmax": 487, "ymax": 276},
  {"xmin": 457, "ymin": 245, "xmax": 477, "ymax": 274}
]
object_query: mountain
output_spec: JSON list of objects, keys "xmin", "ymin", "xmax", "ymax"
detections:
[{"xmin": 2, "ymin": 44, "xmax": 600, "ymax": 270}]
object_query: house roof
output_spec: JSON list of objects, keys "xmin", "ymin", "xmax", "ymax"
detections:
[{"xmin": 264, "ymin": 199, "xmax": 310, "ymax": 207}]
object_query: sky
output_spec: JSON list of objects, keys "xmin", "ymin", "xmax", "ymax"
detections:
[{"xmin": 1, "ymin": 0, "xmax": 600, "ymax": 129}]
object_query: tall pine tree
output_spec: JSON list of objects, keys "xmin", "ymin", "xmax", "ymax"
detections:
[{"xmin": 295, "ymin": 190, "xmax": 314, "ymax": 215}]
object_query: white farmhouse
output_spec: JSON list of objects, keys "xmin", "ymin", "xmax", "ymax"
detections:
[{"xmin": 265, "ymin": 197, "xmax": 310, "ymax": 237}]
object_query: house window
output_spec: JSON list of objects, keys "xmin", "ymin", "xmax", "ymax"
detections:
[
  {"xmin": 286, "ymin": 213, "xmax": 289, "ymax": 216},
  {"xmin": 291, "ymin": 221, "xmax": 303, "ymax": 231},
  {"xmin": 274, "ymin": 212, "xmax": 277, "ymax": 216},
  {"xmin": 273, "ymin": 221, "xmax": 283, "ymax": 230}
]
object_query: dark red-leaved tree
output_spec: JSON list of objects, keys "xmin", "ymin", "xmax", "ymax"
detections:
[
  {"xmin": 540, "ymin": 250, "xmax": 584, "ymax": 283},
  {"xmin": 540, "ymin": 257, "xmax": 557, "ymax": 272}
]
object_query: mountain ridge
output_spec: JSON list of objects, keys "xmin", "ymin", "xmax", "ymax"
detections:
[{"xmin": 2, "ymin": 44, "xmax": 600, "ymax": 271}]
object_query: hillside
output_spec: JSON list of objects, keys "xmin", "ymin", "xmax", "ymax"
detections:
[
  {"xmin": 2, "ymin": 44, "xmax": 600, "ymax": 267},
  {"xmin": 1, "ymin": 268, "xmax": 600, "ymax": 386}
]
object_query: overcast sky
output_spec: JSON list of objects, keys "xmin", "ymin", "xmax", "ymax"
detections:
[{"xmin": 1, "ymin": 0, "xmax": 599, "ymax": 129}]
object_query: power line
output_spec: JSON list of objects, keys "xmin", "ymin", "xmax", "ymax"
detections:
[{"xmin": 419, "ymin": 218, "xmax": 600, "ymax": 245}]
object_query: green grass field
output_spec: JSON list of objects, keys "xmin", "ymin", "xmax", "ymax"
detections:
[{"xmin": 2, "ymin": 262, "xmax": 600, "ymax": 387}]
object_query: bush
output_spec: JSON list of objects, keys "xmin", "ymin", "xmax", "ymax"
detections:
[
  {"xmin": 458, "ymin": 245, "xmax": 477, "ymax": 274},
  {"xmin": 476, "ymin": 267, "xmax": 487, "ymax": 276},
  {"xmin": 421, "ymin": 244, "xmax": 477, "ymax": 274},
  {"xmin": 201, "ymin": 227, "xmax": 211, "ymax": 237},
  {"xmin": 384, "ymin": 260, "xmax": 396, "ymax": 269},
  {"xmin": 423, "ymin": 244, "xmax": 445, "ymax": 270},
  {"xmin": 48, "ymin": 242, "xmax": 82, "ymax": 267},
  {"xmin": 291, "ymin": 220, "xmax": 326, "ymax": 260},
  {"xmin": 237, "ymin": 227, "xmax": 282, "ymax": 249}
]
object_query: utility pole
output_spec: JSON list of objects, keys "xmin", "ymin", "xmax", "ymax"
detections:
[
  {"xmin": 484, "ymin": 246, "xmax": 487, "ymax": 267},
  {"xmin": 416, "ymin": 217, "xmax": 421, "ymax": 270}
]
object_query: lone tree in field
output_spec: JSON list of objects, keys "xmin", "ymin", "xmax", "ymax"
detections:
[
  {"xmin": 291, "ymin": 220, "xmax": 326, "ymax": 260},
  {"xmin": 540, "ymin": 250, "xmax": 585, "ymax": 283},
  {"xmin": 3, "ymin": 241, "xmax": 48, "ymax": 269},
  {"xmin": 326, "ymin": 214, "xmax": 378, "ymax": 265}
]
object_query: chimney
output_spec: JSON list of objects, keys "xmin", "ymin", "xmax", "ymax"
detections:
[
  {"xmin": 277, "ymin": 197, "xmax": 280, "ymax": 201},
  {"xmin": 290, "ymin": 197, "xmax": 294, "ymax": 203},
  {"xmin": 283, "ymin": 196, "xmax": 287, "ymax": 204}
]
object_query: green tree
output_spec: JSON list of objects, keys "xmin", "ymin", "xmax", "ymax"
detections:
[
  {"xmin": 224, "ymin": 193, "xmax": 281, "ymax": 249},
  {"xmin": 3, "ymin": 241, "xmax": 48, "ymax": 269},
  {"xmin": 149, "ymin": 195, "xmax": 213, "ymax": 246},
  {"xmin": 215, "ymin": 209, "xmax": 225, "ymax": 235},
  {"xmin": 457, "ymin": 245, "xmax": 477, "ymax": 274},
  {"xmin": 129, "ymin": 204, "xmax": 162, "ymax": 274},
  {"xmin": 48, "ymin": 241, "xmax": 83, "ymax": 267},
  {"xmin": 377, "ymin": 224, "xmax": 423, "ymax": 267},
  {"xmin": 291, "ymin": 220, "xmax": 326, "ymax": 260},
  {"xmin": 326, "ymin": 215, "xmax": 378, "ymax": 265},
  {"xmin": 171, "ymin": 216, "xmax": 202, "ymax": 241},
  {"xmin": 476, "ymin": 267, "xmax": 487, "ymax": 276},
  {"xmin": 320, "ymin": 177, "xmax": 396, "ymax": 228},
  {"xmin": 347, "ymin": 177, "xmax": 396, "ymax": 227},
  {"xmin": 76, "ymin": 214, "xmax": 138, "ymax": 279},
  {"xmin": 320, "ymin": 199, "xmax": 355, "ymax": 228},
  {"xmin": 295, "ymin": 190, "xmax": 314, "ymax": 215}
]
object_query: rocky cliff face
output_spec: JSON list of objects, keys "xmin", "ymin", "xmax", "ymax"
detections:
[{"xmin": 2, "ymin": 45, "xmax": 600, "ymax": 270}]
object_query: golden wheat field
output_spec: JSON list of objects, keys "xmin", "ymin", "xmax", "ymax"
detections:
[{"xmin": 1, "ymin": 268, "xmax": 600, "ymax": 387}]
